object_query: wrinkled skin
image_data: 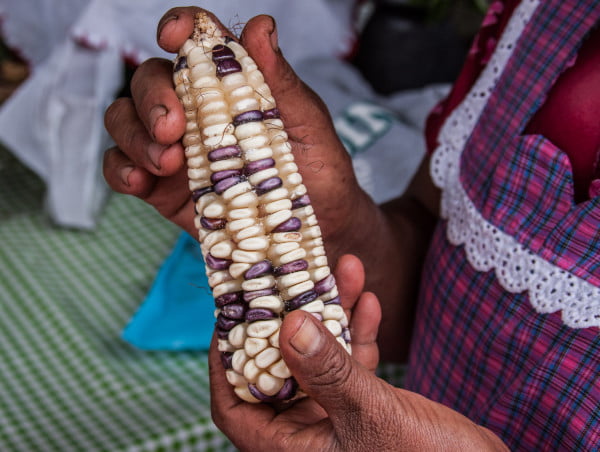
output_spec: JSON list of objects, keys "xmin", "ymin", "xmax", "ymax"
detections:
[{"xmin": 103, "ymin": 7, "xmax": 508, "ymax": 451}]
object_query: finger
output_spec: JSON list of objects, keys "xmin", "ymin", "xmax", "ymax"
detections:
[
  {"xmin": 348, "ymin": 291, "xmax": 381, "ymax": 372},
  {"xmin": 157, "ymin": 7, "xmax": 236, "ymax": 54},
  {"xmin": 129, "ymin": 58, "xmax": 186, "ymax": 145},
  {"xmin": 239, "ymin": 15, "xmax": 358, "ymax": 227},
  {"xmin": 102, "ymin": 146, "xmax": 155, "ymax": 197},
  {"xmin": 331, "ymin": 254, "xmax": 380, "ymax": 371},
  {"xmin": 104, "ymin": 96, "xmax": 184, "ymax": 176},
  {"xmin": 240, "ymin": 15, "xmax": 322, "ymax": 127},
  {"xmin": 102, "ymin": 144, "xmax": 195, "ymax": 234},
  {"xmin": 279, "ymin": 311, "xmax": 387, "ymax": 429},
  {"xmin": 334, "ymin": 254, "xmax": 366, "ymax": 311}
]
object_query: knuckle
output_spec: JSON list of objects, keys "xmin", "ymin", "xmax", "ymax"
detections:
[
  {"xmin": 310, "ymin": 344, "xmax": 353, "ymax": 390},
  {"xmin": 104, "ymin": 97, "xmax": 129, "ymax": 133}
]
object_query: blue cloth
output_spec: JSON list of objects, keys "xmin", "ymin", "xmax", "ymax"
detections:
[{"xmin": 122, "ymin": 232, "xmax": 214, "ymax": 350}]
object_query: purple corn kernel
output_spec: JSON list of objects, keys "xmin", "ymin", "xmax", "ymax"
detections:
[
  {"xmin": 243, "ymin": 158, "xmax": 275, "ymax": 176},
  {"xmin": 243, "ymin": 288, "xmax": 278, "ymax": 302},
  {"xmin": 200, "ymin": 217, "xmax": 227, "ymax": 231},
  {"xmin": 216, "ymin": 59, "xmax": 242, "ymax": 77},
  {"xmin": 211, "ymin": 44, "xmax": 235, "ymax": 62},
  {"xmin": 221, "ymin": 303, "xmax": 246, "ymax": 320},
  {"xmin": 255, "ymin": 177, "xmax": 282, "ymax": 195},
  {"xmin": 311, "ymin": 312, "xmax": 323, "ymax": 322},
  {"xmin": 191, "ymin": 186, "xmax": 213, "ymax": 202},
  {"xmin": 314, "ymin": 274, "xmax": 336, "ymax": 295},
  {"xmin": 174, "ymin": 55, "xmax": 188, "ymax": 72},
  {"xmin": 274, "ymin": 259, "xmax": 308, "ymax": 276},
  {"xmin": 216, "ymin": 327, "xmax": 230, "ymax": 339},
  {"xmin": 215, "ymin": 291, "xmax": 243, "ymax": 307},
  {"xmin": 275, "ymin": 377, "xmax": 298, "ymax": 400},
  {"xmin": 205, "ymin": 253, "xmax": 232, "ymax": 271},
  {"xmin": 208, "ymin": 145, "xmax": 242, "ymax": 162},
  {"xmin": 233, "ymin": 110, "xmax": 263, "ymax": 126},
  {"xmin": 220, "ymin": 352, "xmax": 233, "ymax": 369},
  {"xmin": 216, "ymin": 313, "xmax": 238, "ymax": 331},
  {"xmin": 262, "ymin": 108, "xmax": 281, "ymax": 120},
  {"xmin": 211, "ymin": 169, "xmax": 242, "ymax": 184},
  {"xmin": 323, "ymin": 295, "xmax": 341, "ymax": 305},
  {"xmin": 273, "ymin": 216, "xmax": 302, "ymax": 233},
  {"xmin": 245, "ymin": 308, "xmax": 278, "ymax": 322},
  {"xmin": 248, "ymin": 384, "xmax": 275, "ymax": 402},
  {"xmin": 342, "ymin": 327, "xmax": 351, "ymax": 343},
  {"xmin": 214, "ymin": 175, "xmax": 243, "ymax": 195},
  {"xmin": 291, "ymin": 194, "xmax": 311, "ymax": 210},
  {"xmin": 244, "ymin": 260, "xmax": 273, "ymax": 280},
  {"xmin": 285, "ymin": 290, "xmax": 318, "ymax": 311}
]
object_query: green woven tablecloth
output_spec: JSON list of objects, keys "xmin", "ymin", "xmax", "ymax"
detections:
[{"xmin": 0, "ymin": 147, "xmax": 234, "ymax": 451}]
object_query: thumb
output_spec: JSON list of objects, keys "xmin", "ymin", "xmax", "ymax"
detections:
[
  {"xmin": 240, "ymin": 15, "xmax": 304, "ymax": 104},
  {"xmin": 279, "ymin": 310, "xmax": 378, "ymax": 424},
  {"xmin": 239, "ymin": 15, "xmax": 339, "ymax": 144}
]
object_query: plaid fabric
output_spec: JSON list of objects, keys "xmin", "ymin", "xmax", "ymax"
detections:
[
  {"xmin": 406, "ymin": 1, "xmax": 600, "ymax": 450},
  {"xmin": 407, "ymin": 228, "xmax": 599, "ymax": 450}
]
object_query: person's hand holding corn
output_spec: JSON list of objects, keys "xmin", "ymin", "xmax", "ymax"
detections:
[{"xmin": 103, "ymin": 7, "xmax": 507, "ymax": 451}]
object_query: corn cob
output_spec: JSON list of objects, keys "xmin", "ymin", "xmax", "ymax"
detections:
[{"xmin": 173, "ymin": 11, "xmax": 351, "ymax": 403}]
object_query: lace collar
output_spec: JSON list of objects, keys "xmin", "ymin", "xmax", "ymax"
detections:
[{"xmin": 430, "ymin": 0, "xmax": 600, "ymax": 329}]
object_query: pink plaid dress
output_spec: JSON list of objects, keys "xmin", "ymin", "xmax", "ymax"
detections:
[{"xmin": 406, "ymin": 1, "xmax": 600, "ymax": 449}]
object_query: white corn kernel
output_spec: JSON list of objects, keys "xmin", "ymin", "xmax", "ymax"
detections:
[
  {"xmin": 237, "ymin": 236, "xmax": 270, "ymax": 251},
  {"xmin": 241, "ymin": 275, "xmax": 276, "ymax": 291},
  {"xmin": 244, "ymin": 337, "xmax": 268, "ymax": 358},
  {"xmin": 234, "ymin": 385, "xmax": 259, "ymax": 403},
  {"xmin": 243, "ymin": 359, "xmax": 261, "ymax": 383},
  {"xmin": 213, "ymin": 280, "xmax": 243, "ymax": 298},
  {"xmin": 232, "ymin": 349, "xmax": 249, "ymax": 374},
  {"xmin": 269, "ymin": 359, "xmax": 292, "ymax": 379},
  {"xmin": 226, "ymin": 370, "xmax": 247, "ymax": 386},
  {"xmin": 229, "ymin": 262, "xmax": 252, "ymax": 279},
  {"xmin": 323, "ymin": 319, "xmax": 343, "ymax": 337},
  {"xmin": 228, "ymin": 323, "xmax": 248, "ymax": 348},
  {"xmin": 255, "ymin": 347, "xmax": 280, "ymax": 369},
  {"xmin": 300, "ymin": 299, "xmax": 325, "ymax": 314},
  {"xmin": 218, "ymin": 339, "xmax": 236, "ymax": 353},
  {"xmin": 256, "ymin": 373, "xmax": 284, "ymax": 396},
  {"xmin": 268, "ymin": 328, "xmax": 280, "ymax": 348},
  {"xmin": 249, "ymin": 296, "xmax": 284, "ymax": 313},
  {"xmin": 246, "ymin": 319, "xmax": 281, "ymax": 338},
  {"xmin": 323, "ymin": 304, "xmax": 345, "ymax": 321}
]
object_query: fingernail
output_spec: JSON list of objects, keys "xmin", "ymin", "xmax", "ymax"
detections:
[
  {"xmin": 290, "ymin": 316, "xmax": 322, "ymax": 355},
  {"xmin": 148, "ymin": 142, "xmax": 166, "ymax": 170},
  {"xmin": 268, "ymin": 18, "xmax": 279, "ymax": 52},
  {"xmin": 158, "ymin": 14, "xmax": 178, "ymax": 39},
  {"xmin": 120, "ymin": 165, "xmax": 134, "ymax": 187},
  {"xmin": 149, "ymin": 105, "xmax": 167, "ymax": 139}
]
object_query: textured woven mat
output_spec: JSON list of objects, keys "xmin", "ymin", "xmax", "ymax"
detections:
[{"xmin": 0, "ymin": 147, "xmax": 234, "ymax": 451}]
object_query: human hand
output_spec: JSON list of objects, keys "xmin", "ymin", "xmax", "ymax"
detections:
[
  {"xmin": 103, "ymin": 7, "xmax": 371, "ymax": 252},
  {"xmin": 102, "ymin": 6, "xmax": 432, "ymax": 363},
  {"xmin": 210, "ymin": 254, "xmax": 508, "ymax": 452}
]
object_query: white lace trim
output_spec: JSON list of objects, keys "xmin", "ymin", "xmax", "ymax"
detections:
[{"xmin": 430, "ymin": 0, "xmax": 600, "ymax": 329}]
